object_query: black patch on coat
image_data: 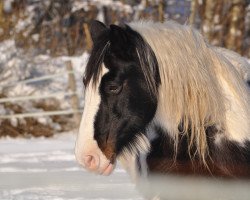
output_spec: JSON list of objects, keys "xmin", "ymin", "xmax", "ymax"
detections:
[{"xmin": 146, "ymin": 125, "xmax": 250, "ymax": 178}]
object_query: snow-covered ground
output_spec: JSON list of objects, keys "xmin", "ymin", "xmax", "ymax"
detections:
[{"xmin": 0, "ymin": 133, "xmax": 143, "ymax": 200}]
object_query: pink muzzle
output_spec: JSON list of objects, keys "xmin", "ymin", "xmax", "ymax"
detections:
[{"xmin": 75, "ymin": 140, "xmax": 115, "ymax": 176}]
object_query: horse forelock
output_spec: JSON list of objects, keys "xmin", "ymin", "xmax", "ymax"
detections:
[
  {"xmin": 130, "ymin": 20, "xmax": 250, "ymax": 165},
  {"xmin": 84, "ymin": 38, "xmax": 110, "ymax": 89}
]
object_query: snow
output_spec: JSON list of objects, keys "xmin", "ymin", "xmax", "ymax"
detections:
[
  {"xmin": 1, "ymin": 131, "xmax": 249, "ymax": 200},
  {"xmin": 0, "ymin": 133, "xmax": 143, "ymax": 200},
  {"xmin": 0, "ymin": 39, "xmax": 88, "ymax": 132},
  {"xmin": 0, "ymin": 39, "xmax": 87, "ymax": 99},
  {"xmin": 3, "ymin": 0, "xmax": 14, "ymax": 13},
  {"xmin": 72, "ymin": 0, "xmax": 133, "ymax": 14}
]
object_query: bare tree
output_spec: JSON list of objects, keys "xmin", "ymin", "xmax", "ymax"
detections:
[
  {"xmin": 202, "ymin": 0, "xmax": 217, "ymax": 42},
  {"xmin": 211, "ymin": 0, "xmax": 225, "ymax": 46},
  {"xmin": 189, "ymin": 0, "xmax": 198, "ymax": 25},
  {"xmin": 224, "ymin": 0, "xmax": 246, "ymax": 54},
  {"xmin": 245, "ymin": 3, "xmax": 250, "ymax": 57},
  {"xmin": 158, "ymin": 0, "xmax": 165, "ymax": 22},
  {"xmin": 193, "ymin": 0, "xmax": 247, "ymax": 56}
]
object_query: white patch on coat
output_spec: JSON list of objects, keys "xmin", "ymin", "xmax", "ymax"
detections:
[
  {"xmin": 219, "ymin": 77, "xmax": 250, "ymax": 142},
  {"xmin": 75, "ymin": 65, "xmax": 110, "ymax": 172}
]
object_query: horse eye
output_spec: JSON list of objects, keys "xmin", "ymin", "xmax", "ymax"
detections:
[{"xmin": 107, "ymin": 84, "xmax": 122, "ymax": 94}]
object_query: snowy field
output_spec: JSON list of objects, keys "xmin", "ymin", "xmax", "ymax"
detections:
[{"xmin": 0, "ymin": 133, "xmax": 143, "ymax": 200}]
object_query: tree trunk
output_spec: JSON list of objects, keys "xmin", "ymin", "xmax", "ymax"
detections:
[
  {"xmin": 66, "ymin": 61, "xmax": 81, "ymax": 128},
  {"xmin": 83, "ymin": 23, "xmax": 93, "ymax": 52},
  {"xmin": 211, "ymin": 0, "xmax": 224, "ymax": 46},
  {"xmin": 202, "ymin": 0, "xmax": 217, "ymax": 42},
  {"xmin": 245, "ymin": 4, "xmax": 250, "ymax": 57},
  {"xmin": 224, "ymin": 0, "xmax": 246, "ymax": 54},
  {"xmin": 158, "ymin": 0, "xmax": 165, "ymax": 22},
  {"xmin": 189, "ymin": 0, "xmax": 198, "ymax": 25}
]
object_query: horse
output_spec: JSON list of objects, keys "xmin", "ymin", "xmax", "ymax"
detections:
[{"xmin": 75, "ymin": 20, "xmax": 250, "ymax": 189}]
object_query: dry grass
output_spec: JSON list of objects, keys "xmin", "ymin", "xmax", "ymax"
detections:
[{"xmin": 0, "ymin": 93, "xmax": 75, "ymax": 138}]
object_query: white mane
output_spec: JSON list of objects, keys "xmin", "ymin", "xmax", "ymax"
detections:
[{"xmin": 130, "ymin": 21, "xmax": 250, "ymax": 163}]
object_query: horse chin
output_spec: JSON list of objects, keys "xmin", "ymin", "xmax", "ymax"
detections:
[
  {"xmin": 100, "ymin": 162, "xmax": 116, "ymax": 176},
  {"xmin": 98, "ymin": 152, "xmax": 117, "ymax": 176}
]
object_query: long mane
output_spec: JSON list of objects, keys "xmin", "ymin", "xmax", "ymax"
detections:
[{"xmin": 130, "ymin": 21, "xmax": 250, "ymax": 163}]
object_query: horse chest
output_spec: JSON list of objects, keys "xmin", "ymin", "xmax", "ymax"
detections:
[{"xmin": 136, "ymin": 125, "xmax": 250, "ymax": 179}]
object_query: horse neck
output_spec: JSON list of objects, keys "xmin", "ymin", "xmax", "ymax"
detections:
[{"xmin": 145, "ymin": 119, "xmax": 250, "ymax": 178}]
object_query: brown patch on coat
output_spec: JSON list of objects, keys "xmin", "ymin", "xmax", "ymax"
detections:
[
  {"xmin": 101, "ymin": 142, "xmax": 116, "ymax": 164},
  {"xmin": 147, "ymin": 157, "xmax": 250, "ymax": 179}
]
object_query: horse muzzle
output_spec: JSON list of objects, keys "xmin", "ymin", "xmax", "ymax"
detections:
[{"xmin": 75, "ymin": 139, "xmax": 116, "ymax": 176}]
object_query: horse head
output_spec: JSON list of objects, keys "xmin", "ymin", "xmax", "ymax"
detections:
[{"xmin": 75, "ymin": 21, "xmax": 160, "ymax": 175}]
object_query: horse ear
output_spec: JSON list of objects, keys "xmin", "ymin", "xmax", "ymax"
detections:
[
  {"xmin": 110, "ymin": 24, "xmax": 128, "ymax": 47},
  {"xmin": 90, "ymin": 20, "xmax": 107, "ymax": 43}
]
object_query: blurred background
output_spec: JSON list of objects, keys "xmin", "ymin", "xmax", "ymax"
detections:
[{"xmin": 0, "ymin": 0, "xmax": 250, "ymax": 200}]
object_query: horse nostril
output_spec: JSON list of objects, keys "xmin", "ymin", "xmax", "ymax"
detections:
[
  {"xmin": 84, "ymin": 155, "xmax": 100, "ymax": 170},
  {"xmin": 84, "ymin": 155, "xmax": 92, "ymax": 167}
]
